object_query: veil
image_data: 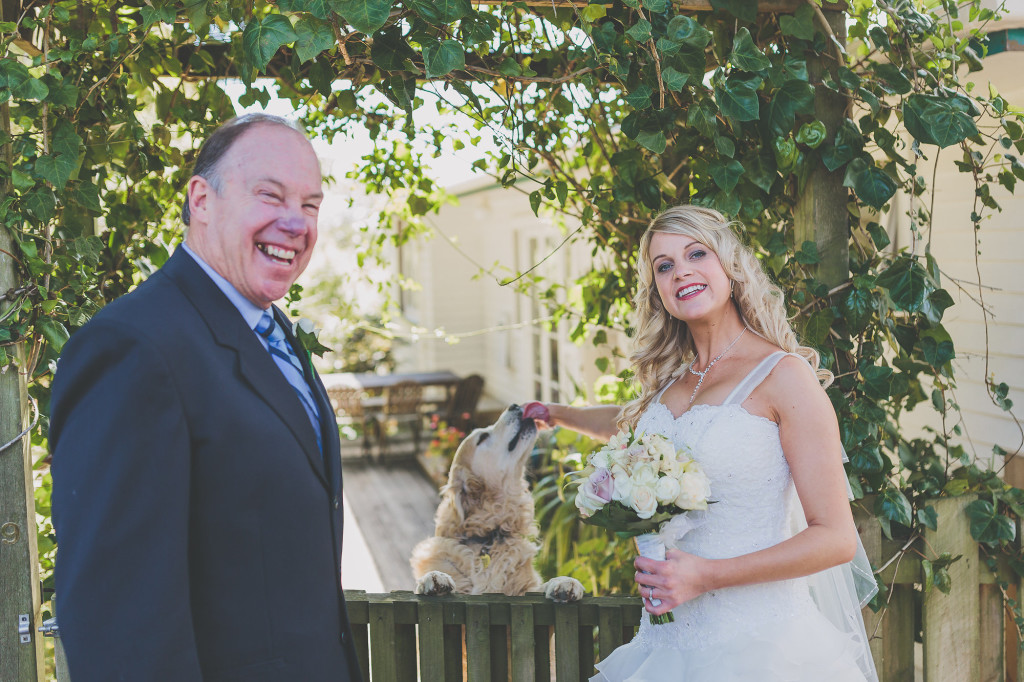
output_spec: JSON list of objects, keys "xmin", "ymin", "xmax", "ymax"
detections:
[{"xmin": 787, "ymin": 448, "xmax": 879, "ymax": 682}]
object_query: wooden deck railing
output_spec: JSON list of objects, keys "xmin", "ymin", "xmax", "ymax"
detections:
[{"xmin": 46, "ymin": 495, "xmax": 1021, "ymax": 681}]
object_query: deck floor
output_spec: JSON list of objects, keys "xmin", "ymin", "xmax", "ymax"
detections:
[{"xmin": 340, "ymin": 459, "xmax": 441, "ymax": 592}]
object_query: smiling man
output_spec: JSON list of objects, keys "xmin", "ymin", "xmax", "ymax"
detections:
[{"xmin": 50, "ymin": 114, "xmax": 362, "ymax": 681}]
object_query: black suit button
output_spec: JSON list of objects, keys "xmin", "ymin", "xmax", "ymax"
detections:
[{"xmin": 332, "ymin": 496, "xmax": 340, "ymax": 509}]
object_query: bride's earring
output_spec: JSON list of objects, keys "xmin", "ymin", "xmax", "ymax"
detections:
[{"xmin": 730, "ymin": 280, "xmax": 735, "ymax": 299}]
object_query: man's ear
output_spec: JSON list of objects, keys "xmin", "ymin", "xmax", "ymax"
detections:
[{"xmin": 187, "ymin": 175, "xmax": 211, "ymax": 224}]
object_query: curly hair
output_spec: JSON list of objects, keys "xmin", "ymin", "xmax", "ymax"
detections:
[{"xmin": 617, "ymin": 205, "xmax": 831, "ymax": 431}]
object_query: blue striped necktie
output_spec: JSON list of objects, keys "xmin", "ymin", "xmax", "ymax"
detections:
[{"xmin": 255, "ymin": 311, "xmax": 323, "ymax": 454}]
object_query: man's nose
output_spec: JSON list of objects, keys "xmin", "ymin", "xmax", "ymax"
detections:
[{"xmin": 276, "ymin": 214, "xmax": 307, "ymax": 235}]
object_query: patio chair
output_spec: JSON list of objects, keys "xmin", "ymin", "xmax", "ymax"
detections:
[
  {"xmin": 444, "ymin": 374, "xmax": 485, "ymax": 432},
  {"xmin": 378, "ymin": 380, "xmax": 424, "ymax": 459},
  {"xmin": 328, "ymin": 386, "xmax": 374, "ymax": 459}
]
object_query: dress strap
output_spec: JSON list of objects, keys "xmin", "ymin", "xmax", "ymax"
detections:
[{"xmin": 721, "ymin": 351, "xmax": 793, "ymax": 406}]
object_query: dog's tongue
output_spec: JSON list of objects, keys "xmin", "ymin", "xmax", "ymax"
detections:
[{"xmin": 522, "ymin": 402, "xmax": 549, "ymax": 422}]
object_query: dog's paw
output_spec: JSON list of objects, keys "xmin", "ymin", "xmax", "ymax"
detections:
[
  {"xmin": 415, "ymin": 570, "xmax": 457, "ymax": 596},
  {"xmin": 543, "ymin": 576, "xmax": 585, "ymax": 603}
]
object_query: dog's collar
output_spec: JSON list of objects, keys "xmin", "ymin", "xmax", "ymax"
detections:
[{"xmin": 460, "ymin": 527, "xmax": 509, "ymax": 552}]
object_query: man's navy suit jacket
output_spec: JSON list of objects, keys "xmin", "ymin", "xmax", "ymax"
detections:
[{"xmin": 50, "ymin": 249, "xmax": 363, "ymax": 681}]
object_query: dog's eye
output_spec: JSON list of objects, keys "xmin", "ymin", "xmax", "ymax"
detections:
[{"xmin": 476, "ymin": 432, "xmax": 490, "ymax": 445}]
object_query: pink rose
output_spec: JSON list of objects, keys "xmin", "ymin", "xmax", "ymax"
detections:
[{"xmin": 589, "ymin": 467, "xmax": 615, "ymax": 502}]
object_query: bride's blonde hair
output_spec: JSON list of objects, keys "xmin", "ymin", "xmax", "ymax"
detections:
[{"xmin": 617, "ymin": 205, "xmax": 831, "ymax": 431}]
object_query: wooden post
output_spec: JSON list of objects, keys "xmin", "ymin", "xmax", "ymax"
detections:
[
  {"xmin": 0, "ymin": 4, "xmax": 44, "ymax": 675},
  {"xmin": 794, "ymin": 9, "xmax": 849, "ymax": 289},
  {"xmin": 922, "ymin": 496, "xmax": 981, "ymax": 681}
]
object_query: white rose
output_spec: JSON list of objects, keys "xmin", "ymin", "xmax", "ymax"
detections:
[
  {"xmin": 659, "ymin": 457, "xmax": 685, "ymax": 478},
  {"xmin": 611, "ymin": 466, "xmax": 634, "ymax": 502},
  {"xmin": 644, "ymin": 435, "xmax": 674, "ymax": 462},
  {"xmin": 609, "ymin": 446, "xmax": 631, "ymax": 467},
  {"xmin": 674, "ymin": 471, "xmax": 712, "ymax": 510},
  {"xmin": 296, "ymin": 317, "xmax": 318, "ymax": 335},
  {"xmin": 654, "ymin": 475, "xmax": 681, "ymax": 504},
  {"xmin": 630, "ymin": 485, "xmax": 659, "ymax": 519},
  {"xmin": 589, "ymin": 449, "xmax": 611, "ymax": 469},
  {"xmin": 631, "ymin": 462, "xmax": 658, "ymax": 488}
]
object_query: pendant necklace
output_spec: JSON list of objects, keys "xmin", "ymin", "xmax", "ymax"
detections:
[{"xmin": 688, "ymin": 327, "xmax": 747, "ymax": 404}]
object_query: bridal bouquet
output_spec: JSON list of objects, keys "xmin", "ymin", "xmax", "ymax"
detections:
[{"xmin": 574, "ymin": 429, "xmax": 711, "ymax": 624}]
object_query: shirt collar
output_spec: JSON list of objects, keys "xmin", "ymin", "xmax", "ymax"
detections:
[{"xmin": 180, "ymin": 243, "xmax": 267, "ymax": 331}]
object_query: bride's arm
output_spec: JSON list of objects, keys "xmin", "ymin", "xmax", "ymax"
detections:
[
  {"xmin": 636, "ymin": 355, "xmax": 859, "ymax": 614},
  {"xmin": 538, "ymin": 403, "xmax": 622, "ymax": 442}
]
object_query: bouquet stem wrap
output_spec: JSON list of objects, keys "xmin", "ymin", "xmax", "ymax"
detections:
[{"xmin": 634, "ymin": 532, "xmax": 674, "ymax": 625}]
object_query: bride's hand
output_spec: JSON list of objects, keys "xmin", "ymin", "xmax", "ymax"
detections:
[{"xmin": 635, "ymin": 549, "xmax": 713, "ymax": 615}]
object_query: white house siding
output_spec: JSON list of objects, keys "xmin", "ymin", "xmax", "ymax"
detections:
[
  {"xmin": 394, "ymin": 176, "xmax": 623, "ymax": 411},
  {"xmin": 885, "ymin": 44, "xmax": 1024, "ymax": 473}
]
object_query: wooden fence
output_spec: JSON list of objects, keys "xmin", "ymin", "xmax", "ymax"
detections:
[{"xmin": 46, "ymin": 495, "xmax": 1020, "ymax": 680}]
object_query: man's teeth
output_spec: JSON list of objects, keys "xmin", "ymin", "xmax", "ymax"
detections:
[
  {"xmin": 677, "ymin": 284, "xmax": 706, "ymax": 298},
  {"xmin": 258, "ymin": 243, "xmax": 296, "ymax": 261}
]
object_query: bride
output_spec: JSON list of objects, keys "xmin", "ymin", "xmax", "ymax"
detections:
[{"xmin": 537, "ymin": 206, "xmax": 878, "ymax": 681}]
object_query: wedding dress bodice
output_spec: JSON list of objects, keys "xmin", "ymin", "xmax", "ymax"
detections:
[{"xmin": 591, "ymin": 351, "xmax": 874, "ymax": 681}]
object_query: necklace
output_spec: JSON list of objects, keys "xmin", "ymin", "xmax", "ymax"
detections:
[{"xmin": 687, "ymin": 327, "xmax": 747, "ymax": 404}]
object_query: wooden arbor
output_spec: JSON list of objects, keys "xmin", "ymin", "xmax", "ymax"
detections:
[{"xmin": 0, "ymin": 2, "xmax": 850, "ymax": 680}]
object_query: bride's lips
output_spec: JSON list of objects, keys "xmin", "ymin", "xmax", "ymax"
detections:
[{"xmin": 675, "ymin": 283, "xmax": 707, "ymax": 300}]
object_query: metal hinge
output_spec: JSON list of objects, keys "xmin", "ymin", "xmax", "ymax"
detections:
[
  {"xmin": 17, "ymin": 614, "xmax": 31, "ymax": 644},
  {"xmin": 39, "ymin": 617, "xmax": 58, "ymax": 638}
]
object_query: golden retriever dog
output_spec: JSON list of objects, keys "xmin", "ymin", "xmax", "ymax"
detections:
[{"xmin": 411, "ymin": 404, "xmax": 584, "ymax": 603}]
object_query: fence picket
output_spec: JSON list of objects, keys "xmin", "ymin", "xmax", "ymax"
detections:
[
  {"xmin": 510, "ymin": 603, "xmax": 536, "ymax": 682},
  {"xmin": 554, "ymin": 603, "xmax": 580, "ymax": 681},
  {"xmin": 981, "ymin": 582, "xmax": 1005, "ymax": 682},
  {"xmin": 418, "ymin": 600, "xmax": 446, "ymax": 681},
  {"xmin": 923, "ymin": 496, "xmax": 981, "ymax": 681},
  {"xmin": 466, "ymin": 601, "xmax": 491, "ymax": 680}
]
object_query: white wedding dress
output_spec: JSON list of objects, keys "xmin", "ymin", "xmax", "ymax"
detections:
[{"xmin": 592, "ymin": 352, "xmax": 877, "ymax": 682}]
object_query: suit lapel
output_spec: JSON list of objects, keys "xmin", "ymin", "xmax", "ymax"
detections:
[{"xmin": 163, "ymin": 250, "xmax": 328, "ymax": 487}]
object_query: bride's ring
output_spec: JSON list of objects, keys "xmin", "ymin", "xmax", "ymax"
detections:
[{"xmin": 650, "ymin": 586, "xmax": 655, "ymax": 600}]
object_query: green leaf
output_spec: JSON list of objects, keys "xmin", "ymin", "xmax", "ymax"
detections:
[
  {"xmin": 36, "ymin": 318, "xmax": 69, "ymax": 353},
  {"xmin": 660, "ymin": 67, "xmax": 688, "ymax": 92},
  {"xmin": 33, "ymin": 120, "xmax": 82, "ymax": 191},
  {"xmin": 23, "ymin": 188, "xmax": 55, "ymax": 222},
  {"xmin": 966, "ymin": 499, "xmax": 1016, "ymax": 546},
  {"xmin": 432, "ymin": 0, "xmax": 471, "ymax": 23},
  {"xmin": 634, "ymin": 130, "xmax": 666, "ymax": 154},
  {"xmin": 242, "ymin": 14, "xmax": 298, "ymax": 72},
  {"xmin": 293, "ymin": 16, "xmax": 335, "ymax": 63},
  {"xmin": 330, "ymin": 0, "xmax": 393, "ymax": 35},
  {"xmin": 279, "ymin": 0, "xmax": 332, "ymax": 20},
  {"xmin": 716, "ymin": 77, "xmax": 760, "ymax": 123},
  {"xmin": 918, "ymin": 505, "xmax": 938, "ymax": 531},
  {"xmin": 779, "ymin": 4, "xmax": 815, "ymax": 40},
  {"xmin": 746, "ymin": 149, "xmax": 777, "ymax": 193},
  {"xmin": 626, "ymin": 19, "xmax": 652, "ymax": 44},
  {"xmin": 803, "ymin": 309, "xmax": 834, "ymax": 347},
  {"xmin": 730, "ymin": 28, "xmax": 770, "ymax": 72},
  {"xmin": 872, "ymin": 63, "xmax": 912, "ymax": 95},
  {"xmin": 860, "ymin": 364, "xmax": 894, "ymax": 400},
  {"xmin": 642, "ymin": 0, "xmax": 669, "ymax": 11},
  {"xmin": 876, "ymin": 484, "xmax": 913, "ymax": 528},
  {"xmin": 625, "ymin": 84, "xmax": 654, "ymax": 110},
  {"xmin": 664, "ymin": 16, "xmax": 712, "ymax": 49},
  {"xmin": 903, "ymin": 94, "xmax": 979, "ymax": 148},
  {"xmin": 795, "ymin": 121, "xmax": 827, "ymax": 149},
  {"xmin": 714, "ymin": 135, "xmax": 735, "ymax": 157},
  {"xmin": 687, "ymin": 98, "xmax": 718, "ymax": 138},
  {"xmin": 822, "ymin": 119, "xmax": 862, "ymax": 171},
  {"xmin": 767, "ymin": 79, "xmax": 815, "ymax": 135},
  {"xmin": 876, "ymin": 257, "xmax": 930, "ymax": 312},
  {"xmin": 919, "ymin": 327, "xmax": 955, "ymax": 367},
  {"xmin": 423, "ymin": 39, "xmax": 465, "ymax": 78},
  {"xmin": 709, "ymin": 158, "xmax": 744, "ymax": 193},
  {"xmin": 371, "ymin": 28, "xmax": 417, "ymax": 71},
  {"xmin": 841, "ymin": 287, "xmax": 873, "ymax": 332},
  {"xmin": 852, "ymin": 164, "xmax": 897, "ymax": 209},
  {"xmin": 865, "ymin": 222, "xmax": 890, "ymax": 250},
  {"xmin": 581, "ymin": 4, "xmax": 606, "ymax": 22},
  {"xmin": 529, "ymin": 190, "xmax": 542, "ymax": 216}
]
